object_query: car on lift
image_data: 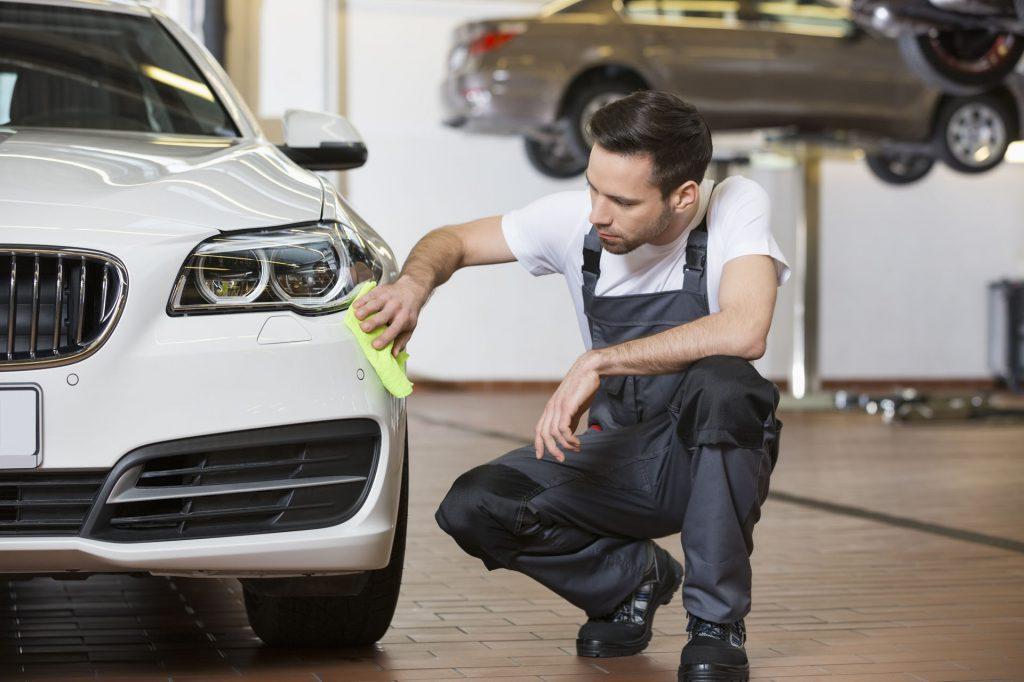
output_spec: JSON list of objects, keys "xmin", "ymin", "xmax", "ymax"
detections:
[
  {"xmin": 442, "ymin": 0, "xmax": 1023, "ymax": 184},
  {"xmin": 0, "ymin": 0, "xmax": 408, "ymax": 647}
]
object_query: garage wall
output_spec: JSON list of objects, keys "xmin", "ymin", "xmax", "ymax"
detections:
[{"xmin": 260, "ymin": 0, "xmax": 1024, "ymax": 383}]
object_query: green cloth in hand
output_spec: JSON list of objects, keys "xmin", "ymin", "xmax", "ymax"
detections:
[{"xmin": 343, "ymin": 280, "xmax": 413, "ymax": 398}]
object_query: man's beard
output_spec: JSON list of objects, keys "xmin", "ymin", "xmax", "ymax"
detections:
[{"xmin": 599, "ymin": 203, "xmax": 674, "ymax": 255}]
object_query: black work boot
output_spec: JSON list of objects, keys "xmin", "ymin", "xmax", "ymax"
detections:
[
  {"xmin": 677, "ymin": 613, "xmax": 749, "ymax": 681},
  {"xmin": 576, "ymin": 543, "xmax": 683, "ymax": 657}
]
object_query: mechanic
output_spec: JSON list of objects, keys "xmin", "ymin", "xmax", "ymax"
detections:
[{"xmin": 353, "ymin": 91, "xmax": 789, "ymax": 682}]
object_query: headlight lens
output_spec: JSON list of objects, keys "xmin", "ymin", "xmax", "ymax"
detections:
[
  {"xmin": 196, "ymin": 250, "xmax": 268, "ymax": 303},
  {"xmin": 169, "ymin": 222, "xmax": 384, "ymax": 315}
]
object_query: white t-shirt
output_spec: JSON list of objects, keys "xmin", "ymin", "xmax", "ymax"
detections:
[{"xmin": 501, "ymin": 175, "xmax": 791, "ymax": 349}]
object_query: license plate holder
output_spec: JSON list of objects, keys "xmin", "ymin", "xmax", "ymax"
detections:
[{"xmin": 0, "ymin": 384, "xmax": 42, "ymax": 469}]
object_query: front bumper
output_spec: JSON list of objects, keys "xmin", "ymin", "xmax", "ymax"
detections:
[{"xmin": 0, "ymin": 233, "xmax": 406, "ymax": 577}]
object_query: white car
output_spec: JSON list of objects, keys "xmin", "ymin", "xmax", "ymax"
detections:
[{"xmin": 0, "ymin": 0, "xmax": 408, "ymax": 647}]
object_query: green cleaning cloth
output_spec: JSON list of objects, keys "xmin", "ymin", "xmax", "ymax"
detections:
[{"xmin": 344, "ymin": 280, "xmax": 413, "ymax": 398}]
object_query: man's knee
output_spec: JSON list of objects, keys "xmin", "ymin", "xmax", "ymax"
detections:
[
  {"xmin": 675, "ymin": 355, "xmax": 780, "ymax": 448},
  {"xmin": 434, "ymin": 463, "xmax": 540, "ymax": 565}
]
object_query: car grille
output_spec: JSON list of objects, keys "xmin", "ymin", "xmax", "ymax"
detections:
[
  {"xmin": 0, "ymin": 471, "xmax": 107, "ymax": 536},
  {"xmin": 85, "ymin": 419, "xmax": 381, "ymax": 542},
  {"xmin": 0, "ymin": 248, "xmax": 128, "ymax": 370}
]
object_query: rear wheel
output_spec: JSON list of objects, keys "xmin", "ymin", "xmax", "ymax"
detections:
[
  {"xmin": 243, "ymin": 433, "xmax": 408, "ymax": 647},
  {"xmin": 934, "ymin": 93, "xmax": 1016, "ymax": 173},
  {"xmin": 898, "ymin": 29, "xmax": 1024, "ymax": 95},
  {"xmin": 564, "ymin": 81, "xmax": 641, "ymax": 157},
  {"xmin": 865, "ymin": 149, "xmax": 935, "ymax": 184},
  {"xmin": 523, "ymin": 134, "xmax": 588, "ymax": 178}
]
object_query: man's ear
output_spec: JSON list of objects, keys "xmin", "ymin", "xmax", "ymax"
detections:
[{"xmin": 668, "ymin": 180, "xmax": 700, "ymax": 214}]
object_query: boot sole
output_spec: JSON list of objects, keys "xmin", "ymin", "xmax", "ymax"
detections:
[
  {"xmin": 575, "ymin": 556, "xmax": 684, "ymax": 658},
  {"xmin": 677, "ymin": 662, "xmax": 750, "ymax": 681}
]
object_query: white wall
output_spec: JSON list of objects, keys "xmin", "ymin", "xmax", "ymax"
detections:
[
  {"xmin": 261, "ymin": 0, "xmax": 1024, "ymax": 382},
  {"xmin": 258, "ymin": 0, "xmax": 338, "ymax": 118}
]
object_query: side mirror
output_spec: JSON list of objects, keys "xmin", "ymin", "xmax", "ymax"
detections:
[{"xmin": 277, "ymin": 109, "xmax": 368, "ymax": 171}]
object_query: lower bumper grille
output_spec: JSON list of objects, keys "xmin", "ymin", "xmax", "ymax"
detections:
[
  {"xmin": 0, "ymin": 471, "xmax": 106, "ymax": 536},
  {"xmin": 84, "ymin": 420, "xmax": 381, "ymax": 542}
]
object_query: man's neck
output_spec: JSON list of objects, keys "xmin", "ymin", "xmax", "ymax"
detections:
[{"xmin": 647, "ymin": 192, "xmax": 702, "ymax": 247}]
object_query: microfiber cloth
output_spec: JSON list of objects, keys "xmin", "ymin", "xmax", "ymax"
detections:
[{"xmin": 344, "ymin": 280, "xmax": 413, "ymax": 398}]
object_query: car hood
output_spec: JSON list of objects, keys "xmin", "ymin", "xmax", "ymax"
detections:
[{"xmin": 0, "ymin": 128, "xmax": 324, "ymax": 244}]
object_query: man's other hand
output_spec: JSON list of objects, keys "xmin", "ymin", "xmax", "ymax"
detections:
[
  {"xmin": 534, "ymin": 352, "xmax": 602, "ymax": 462},
  {"xmin": 352, "ymin": 276, "xmax": 428, "ymax": 357}
]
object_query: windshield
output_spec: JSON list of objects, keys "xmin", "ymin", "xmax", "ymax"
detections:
[{"xmin": 0, "ymin": 3, "xmax": 238, "ymax": 137}]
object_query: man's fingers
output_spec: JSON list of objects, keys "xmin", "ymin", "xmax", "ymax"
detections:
[
  {"xmin": 558, "ymin": 414, "xmax": 580, "ymax": 451},
  {"xmin": 372, "ymin": 313, "xmax": 407, "ymax": 350},
  {"xmin": 543, "ymin": 430, "xmax": 564, "ymax": 463},
  {"xmin": 363, "ymin": 300, "xmax": 397, "ymax": 334},
  {"xmin": 536, "ymin": 409, "xmax": 555, "ymax": 460},
  {"xmin": 354, "ymin": 292, "xmax": 384, "ymax": 320},
  {"xmin": 392, "ymin": 331, "xmax": 412, "ymax": 357},
  {"xmin": 551, "ymin": 407, "xmax": 576, "ymax": 453},
  {"xmin": 539, "ymin": 408, "xmax": 564, "ymax": 462},
  {"xmin": 558, "ymin": 403, "xmax": 581, "ymax": 449}
]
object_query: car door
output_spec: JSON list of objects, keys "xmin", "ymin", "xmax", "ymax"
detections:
[
  {"xmin": 743, "ymin": 0, "xmax": 929, "ymax": 136},
  {"xmin": 621, "ymin": 0, "xmax": 793, "ymax": 130}
]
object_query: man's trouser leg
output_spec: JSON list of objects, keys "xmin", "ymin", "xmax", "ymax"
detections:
[{"xmin": 435, "ymin": 355, "xmax": 781, "ymax": 622}]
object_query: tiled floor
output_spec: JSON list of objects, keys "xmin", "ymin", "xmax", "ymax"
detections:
[{"xmin": 2, "ymin": 389, "xmax": 1023, "ymax": 681}]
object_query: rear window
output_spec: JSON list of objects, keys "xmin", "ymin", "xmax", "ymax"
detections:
[{"xmin": 0, "ymin": 3, "xmax": 238, "ymax": 136}]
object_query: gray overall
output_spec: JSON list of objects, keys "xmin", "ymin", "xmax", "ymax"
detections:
[{"xmin": 436, "ymin": 183, "xmax": 782, "ymax": 624}]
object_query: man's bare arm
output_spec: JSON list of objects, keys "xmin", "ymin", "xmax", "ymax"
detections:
[
  {"xmin": 398, "ymin": 215, "xmax": 514, "ymax": 301},
  {"xmin": 353, "ymin": 215, "xmax": 514, "ymax": 354},
  {"xmin": 587, "ymin": 255, "xmax": 779, "ymax": 376}
]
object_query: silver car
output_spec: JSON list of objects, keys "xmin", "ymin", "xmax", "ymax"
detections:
[{"xmin": 442, "ymin": 0, "xmax": 1023, "ymax": 184}]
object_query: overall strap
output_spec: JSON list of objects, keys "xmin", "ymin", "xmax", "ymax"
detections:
[
  {"xmin": 581, "ymin": 226, "xmax": 602, "ymax": 309},
  {"xmin": 682, "ymin": 183, "xmax": 715, "ymax": 294}
]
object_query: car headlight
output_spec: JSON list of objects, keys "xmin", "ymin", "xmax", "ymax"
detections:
[{"xmin": 168, "ymin": 222, "xmax": 387, "ymax": 315}]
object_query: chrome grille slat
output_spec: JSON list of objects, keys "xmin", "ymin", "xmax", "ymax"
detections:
[
  {"xmin": 107, "ymin": 474, "xmax": 369, "ymax": 504},
  {"xmin": 0, "ymin": 247, "xmax": 127, "ymax": 370},
  {"xmin": 75, "ymin": 256, "xmax": 87, "ymax": 346},
  {"xmin": 137, "ymin": 453, "xmax": 355, "ymax": 483},
  {"xmin": 52, "ymin": 255, "xmax": 63, "ymax": 354},
  {"xmin": 29, "ymin": 255, "xmax": 40, "ymax": 358},
  {"xmin": 6, "ymin": 254, "xmax": 15, "ymax": 360},
  {"xmin": 100, "ymin": 264, "xmax": 110, "ymax": 322}
]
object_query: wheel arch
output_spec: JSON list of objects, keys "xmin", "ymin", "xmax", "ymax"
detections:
[{"xmin": 556, "ymin": 63, "xmax": 651, "ymax": 118}]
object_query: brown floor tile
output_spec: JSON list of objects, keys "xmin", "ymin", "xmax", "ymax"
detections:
[{"xmin": 1, "ymin": 393, "xmax": 1022, "ymax": 681}]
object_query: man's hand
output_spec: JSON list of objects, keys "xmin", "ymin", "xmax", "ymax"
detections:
[
  {"xmin": 534, "ymin": 351, "xmax": 603, "ymax": 463},
  {"xmin": 352, "ymin": 276, "xmax": 428, "ymax": 357}
]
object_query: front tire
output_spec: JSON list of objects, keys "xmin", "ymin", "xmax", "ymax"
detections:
[
  {"xmin": 243, "ymin": 433, "xmax": 409, "ymax": 647},
  {"xmin": 898, "ymin": 29, "xmax": 1024, "ymax": 95},
  {"xmin": 865, "ymin": 149, "xmax": 935, "ymax": 184},
  {"xmin": 935, "ymin": 93, "xmax": 1017, "ymax": 174}
]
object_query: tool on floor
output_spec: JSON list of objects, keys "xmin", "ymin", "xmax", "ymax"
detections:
[{"xmin": 344, "ymin": 280, "xmax": 413, "ymax": 398}]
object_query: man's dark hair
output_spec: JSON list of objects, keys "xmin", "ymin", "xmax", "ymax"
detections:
[{"xmin": 588, "ymin": 91, "xmax": 713, "ymax": 197}]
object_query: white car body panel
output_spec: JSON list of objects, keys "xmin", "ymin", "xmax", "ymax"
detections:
[
  {"xmin": 0, "ymin": 0, "xmax": 405, "ymax": 577},
  {"xmin": 0, "ymin": 129, "xmax": 324, "ymax": 232}
]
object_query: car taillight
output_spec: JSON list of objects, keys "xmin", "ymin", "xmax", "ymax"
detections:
[{"xmin": 469, "ymin": 30, "xmax": 520, "ymax": 55}]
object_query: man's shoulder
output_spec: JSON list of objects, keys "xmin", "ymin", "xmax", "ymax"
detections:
[{"xmin": 711, "ymin": 175, "xmax": 768, "ymax": 205}]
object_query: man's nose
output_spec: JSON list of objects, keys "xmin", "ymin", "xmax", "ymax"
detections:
[{"xmin": 589, "ymin": 197, "xmax": 612, "ymax": 227}]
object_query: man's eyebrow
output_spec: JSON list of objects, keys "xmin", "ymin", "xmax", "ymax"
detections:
[{"xmin": 584, "ymin": 174, "xmax": 640, "ymax": 204}]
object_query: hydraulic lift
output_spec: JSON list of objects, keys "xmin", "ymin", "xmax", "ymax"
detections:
[{"xmin": 709, "ymin": 132, "xmax": 1024, "ymax": 422}]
